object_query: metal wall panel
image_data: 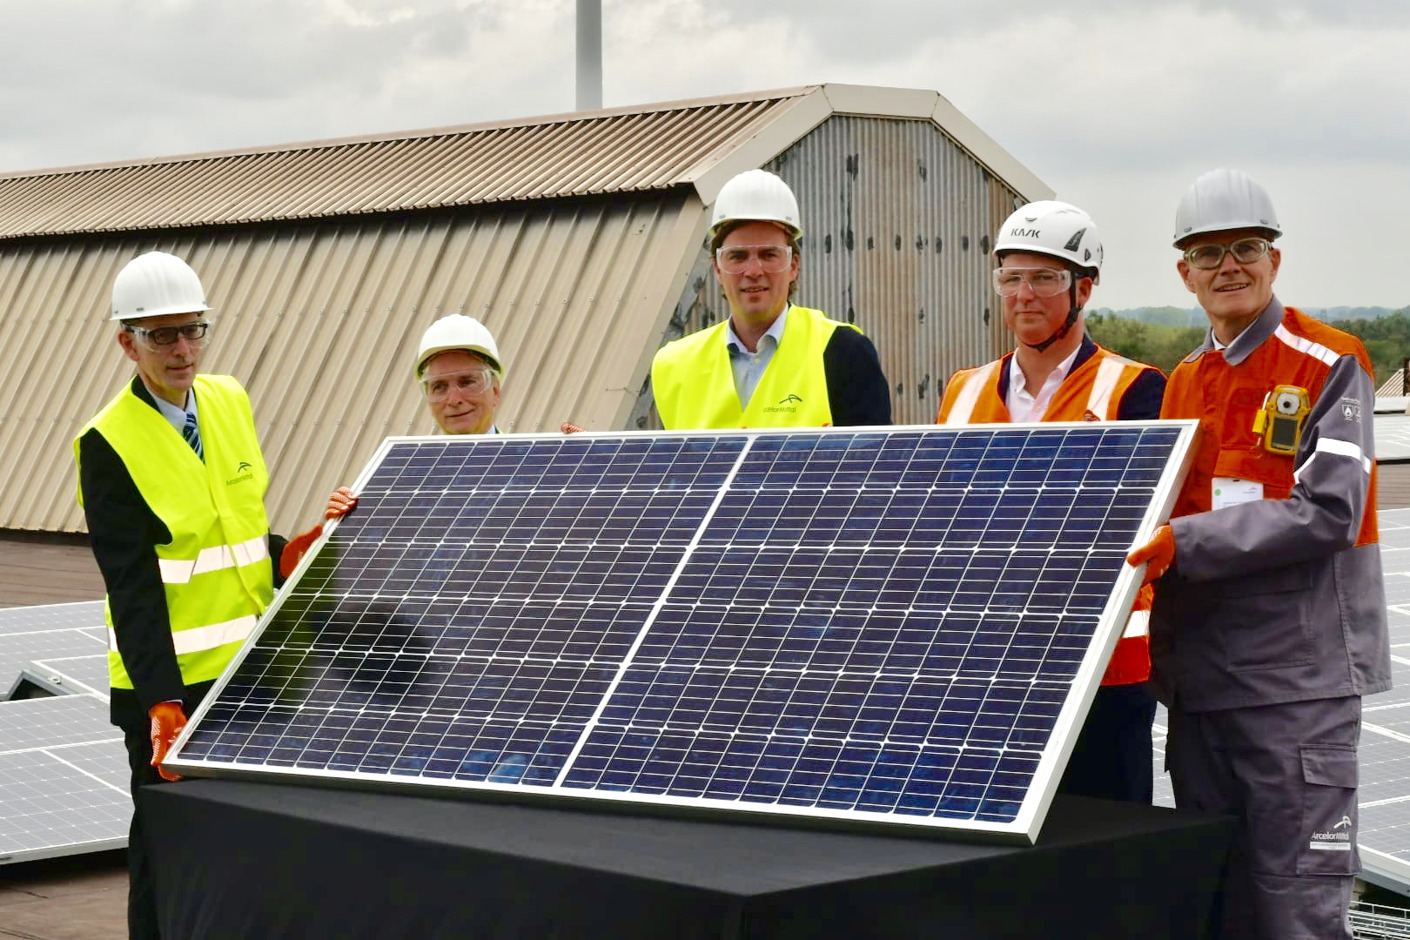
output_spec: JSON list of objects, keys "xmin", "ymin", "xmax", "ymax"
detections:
[
  {"xmin": 0, "ymin": 97, "xmax": 803, "ymax": 240},
  {"xmin": 0, "ymin": 193, "xmax": 699, "ymax": 536},
  {"xmin": 664, "ymin": 116, "xmax": 1022, "ymax": 427}
]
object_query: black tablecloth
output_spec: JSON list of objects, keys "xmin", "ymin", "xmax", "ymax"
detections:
[{"xmin": 143, "ymin": 780, "xmax": 1233, "ymax": 939}]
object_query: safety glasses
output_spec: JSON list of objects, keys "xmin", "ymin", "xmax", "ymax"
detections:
[
  {"xmin": 1182, "ymin": 237, "xmax": 1271, "ymax": 270},
  {"xmin": 422, "ymin": 368, "xmax": 495, "ymax": 402},
  {"xmin": 991, "ymin": 267, "xmax": 1072, "ymax": 298}
]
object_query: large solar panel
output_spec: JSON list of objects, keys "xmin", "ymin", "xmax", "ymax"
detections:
[{"xmin": 170, "ymin": 424, "xmax": 1196, "ymax": 843}]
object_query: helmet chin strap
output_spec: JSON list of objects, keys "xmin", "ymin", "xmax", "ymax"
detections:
[{"xmin": 1023, "ymin": 283, "xmax": 1083, "ymax": 353}]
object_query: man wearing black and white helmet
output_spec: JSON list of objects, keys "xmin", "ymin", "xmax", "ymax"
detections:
[{"xmin": 938, "ymin": 200, "xmax": 1166, "ymax": 806}]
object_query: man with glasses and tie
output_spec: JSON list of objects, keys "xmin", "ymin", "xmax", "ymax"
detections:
[
  {"xmin": 1127, "ymin": 169, "xmax": 1390, "ymax": 939},
  {"xmin": 649, "ymin": 169, "xmax": 890, "ymax": 430},
  {"xmin": 936, "ymin": 201, "xmax": 1167, "ymax": 806},
  {"xmin": 74, "ymin": 250, "xmax": 315, "ymax": 938}
]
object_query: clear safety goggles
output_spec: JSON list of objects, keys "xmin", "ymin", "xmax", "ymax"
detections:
[
  {"xmin": 991, "ymin": 267, "xmax": 1072, "ymax": 298},
  {"xmin": 715, "ymin": 245, "xmax": 793, "ymax": 275},
  {"xmin": 124, "ymin": 320, "xmax": 211, "ymax": 348},
  {"xmin": 1182, "ymin": 237, "xmax": 1271, "ymax": 270},
  {"xmin": 422, "ymin": 368, "xmax": 495, "ymax": 402}
]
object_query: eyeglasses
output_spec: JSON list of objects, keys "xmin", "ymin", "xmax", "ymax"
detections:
[
  {"xmin": 1182, "ymin": 237, "xmax": 1271, "ymax": 270},
  {"xmin": 715, "ymin": 245, "xmax": 794, "ymax": 275},
  {"xmin": 124, "ymin": 320, "xmax": 211, "ymax": 347},
  {"xmin": 423, "ymin": 368, "xmax": 495, "ymax": 402},
  {"xmin": 991, "ymin": 267, "xmax": 1073, "ymax": 298}
]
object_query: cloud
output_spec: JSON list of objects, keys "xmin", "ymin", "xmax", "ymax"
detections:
[{"xmin": 0, "ymin": 0, "xmax": 1404, "ymax": 308}]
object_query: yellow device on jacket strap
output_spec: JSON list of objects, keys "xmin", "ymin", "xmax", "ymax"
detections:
[{"xmin": 1251, "ymin": 385, "xmax": 1310, "ymax": 454}]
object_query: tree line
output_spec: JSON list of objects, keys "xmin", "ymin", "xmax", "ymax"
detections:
[{"xmin": 1087, "ymin": 309, "xmax": 1410, "ymax": 387}]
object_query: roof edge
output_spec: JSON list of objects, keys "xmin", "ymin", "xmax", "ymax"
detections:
[{"xmin": 0, "ymin": 85, "xmax": 823, "ymax": 183}]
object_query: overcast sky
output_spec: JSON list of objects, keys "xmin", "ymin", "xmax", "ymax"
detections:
[{"xmin": 3, "ymin": 0, "xmax": 1405, "ymax": 310}]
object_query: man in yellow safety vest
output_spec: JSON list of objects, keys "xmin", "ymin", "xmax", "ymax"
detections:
[
  {"xmin": 650, "ymin": 169, "xmax": 890, "ymax": 430},
  {"xmin": 76, "ymin": 251, "xmax": 336, "ymax": 938}
]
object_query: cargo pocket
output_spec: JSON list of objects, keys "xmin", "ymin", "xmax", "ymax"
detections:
[{"xmin": 1297, "ymin": 745, "xmax": 1358, "ymax": 875}]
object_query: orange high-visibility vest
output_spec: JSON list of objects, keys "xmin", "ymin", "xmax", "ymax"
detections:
[{"xmin": 938, "ymin": 346, "xmax": 1161, "ymax": 686}]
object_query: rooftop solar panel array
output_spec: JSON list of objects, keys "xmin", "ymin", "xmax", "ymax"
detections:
[
  {"xmin": 0, "ymin": 601, "xmax": 128, "ymax": 865},
  {"xmin": 171, "ymin": 424, "xmax": 1195, "ymax": 843},
  {"xmin": 1358, "ymin": 508, "xmax": 1410, "ymax": 892}
]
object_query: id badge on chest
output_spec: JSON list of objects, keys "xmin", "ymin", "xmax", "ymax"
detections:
[{"xmin": 1213, "ymin": 476, "xmax": 1263, "ymax": 510}]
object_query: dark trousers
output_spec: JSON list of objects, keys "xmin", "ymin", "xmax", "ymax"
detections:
[
  {"xmin": 1167, "ymin": 697, "xmax": 1361, "ymax": 940},
  {"xmin": 1058, "ymin": 682, "xmax": 1157, "ymax": 803},
  {"xmin": 113, "ymin": 681, "xmax": 213, "ymax": 939},
  {"xmin": 116, "ymin": 711, "xmax": 164, "ymax": 940}
]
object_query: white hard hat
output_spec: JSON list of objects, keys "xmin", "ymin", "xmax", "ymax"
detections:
[
  {"xmin": 709, "ymin": 169, "xmax": 802, "ymax": 240},
  {"xmin": 110, "ymin": 251, "xmax": 213, "ymax": 321},
  {"xmin": 994, "ymin": 201, "xmax": 1103, "ymax": 283},
  {"xmin": 1173, "ymin": 168, "xmax": 1281, "ymax": 246},
  {"xmin": 415, "ymin": 314, "xmax": 503, "ymax": 379}
]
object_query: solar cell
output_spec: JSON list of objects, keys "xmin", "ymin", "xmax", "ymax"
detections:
[{"xmin": 171, "ymin": 424, "xmax": 1195, "ymax": 843}]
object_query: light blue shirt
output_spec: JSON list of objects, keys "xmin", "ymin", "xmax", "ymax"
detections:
[
  {"xmin": 725, "ymin": 305, "xmax": 790, "ymax": 408},
  {"xmin": 146, "ymin": 382, "xmax": 198, "ymax": 437}
]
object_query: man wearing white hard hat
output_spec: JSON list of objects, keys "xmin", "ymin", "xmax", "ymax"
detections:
[
  {"xmin": 1128, "ymin": 169, "xmax": 1390, "ymax": 939},
  {"xmin": 300, "ymin": 314, "xmax": 506, "ymax": 525},
  {"xmin": 938, "ymin": 201, "xmax": 1166, "ymax": 805},
  {"xmin": 74, "ymin": 250, "xmax": 309, "ymax": 938},
  {"xmin": 650, "ymin": 169, "xmax": 890, "ymax": 429}
]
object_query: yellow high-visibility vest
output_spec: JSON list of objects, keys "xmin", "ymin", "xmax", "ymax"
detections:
[
  {"xmin": 75, "ymin": 375, "xmax": 274, "ymax": 689},
  {"xmin": 651, "ymin": 305, "xmax": 856, "ymax": 429}
]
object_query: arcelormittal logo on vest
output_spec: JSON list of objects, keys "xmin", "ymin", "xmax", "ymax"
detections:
[{"xmin": 762, "ymin": 394, "xmax": 802, "ymax": 414}]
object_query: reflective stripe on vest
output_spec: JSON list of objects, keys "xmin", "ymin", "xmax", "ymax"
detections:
[
  {"xmin": 651, "ymin": 305, "xmax": 850, "ymax": 429},
  {"xmin": 939, "ymin": 361, "xmax": 1001, "ymax": 424},
  {"xmin": 158, "ymin": 535, "xmax": 270, "ymax": 584},
  {"xmin": 75, "ymin": 374, "xmax": 274, "ymax": 690},
  {"xmin": 109, "ymin": 614, "xmax": 257, "ymax": 656},
  {"xmin": 937, "ymin": 346, "xmax": 1152, "ymax": 426}
]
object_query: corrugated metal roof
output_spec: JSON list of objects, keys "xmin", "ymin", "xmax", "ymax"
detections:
[
  {"xmin": 6, "ymin": 192, "xmax": 702, "ymax": 535},
  {"xmin": 0, "ymin": 83, "xmax": 1051, "ymax": 537},
  {"xmin": 0, "ymin": 90, "xmax": 815, "ymax": 240}
]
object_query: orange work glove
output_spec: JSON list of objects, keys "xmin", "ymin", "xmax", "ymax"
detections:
[
  {"xmin": 279, "ymin": 525, "xmax": 322, "ymax": 579},
  {"xmin": 325, "ymin": 486, "xmax": 357, "ymax": 520},
  {"xmin": 561, "ymin": 422, "xmax": 584, "ymax": 434},
  {"xmin": 149, "ymin": 701, "xmax": 189, "ymax": 782},
  {"xmin": 279, "ymin": 487, "xmax": 358, "ymax": 579},
  {"xmin": 1126, "ymin": 525, "xmax": 1176, "ymax": 585}
]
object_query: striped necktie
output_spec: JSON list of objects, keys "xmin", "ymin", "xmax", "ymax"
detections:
[{"xmin": 182, "ymin": 411, "xmax": 203, "ymax": 461}]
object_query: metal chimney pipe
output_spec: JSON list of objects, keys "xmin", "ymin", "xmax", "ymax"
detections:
[{"xmin": 576, "ymin": 0, "xmax": 602, "ymax": 111}]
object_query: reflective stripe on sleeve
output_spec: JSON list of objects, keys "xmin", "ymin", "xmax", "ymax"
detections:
[
  {"xmin": 158, "ymin": 536, "xmax": 269, "ymax": 584},
  {"xmin": 1274, "ymin": 325, "xmax": 1339, "ymax": 367},
  {"xmin": 944, "ymin": 361, "xmax": 1000, "ymax": 424},
  {"xmin": 108, "ymin": 614, "xmax": 257, "ymax": 655},
  {"xmin": 1122, "ymin": 609, "xmax": 1150, "ymax": 639},
  {"xmin": 1293, "ymin": 437, "xmax": 1373, "ymax": 483}
]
